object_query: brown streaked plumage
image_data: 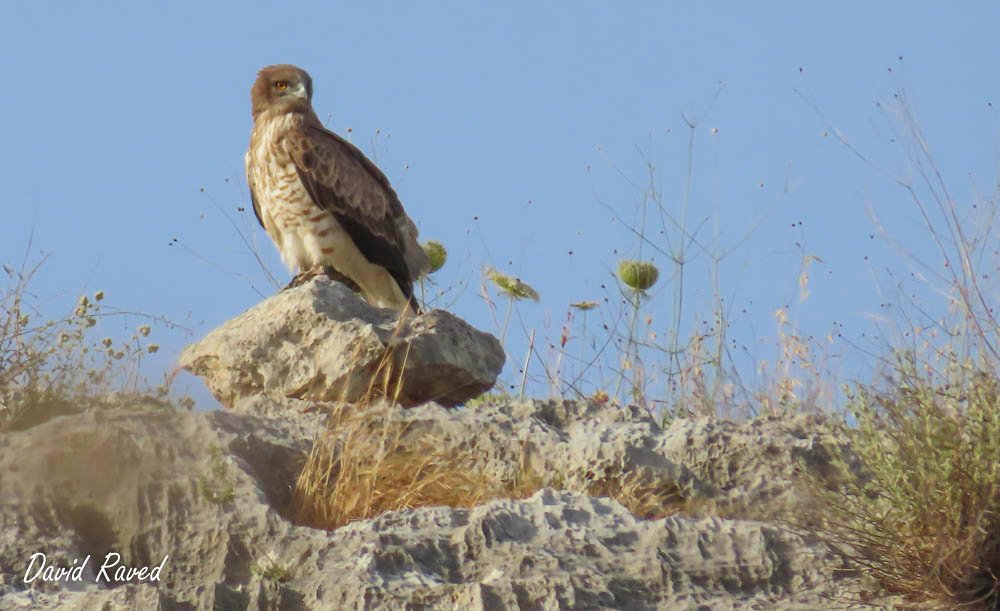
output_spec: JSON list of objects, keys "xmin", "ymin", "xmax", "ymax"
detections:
[{"xmin": 246, "ymin": 64, "xmax": 429, "ymax": 313}]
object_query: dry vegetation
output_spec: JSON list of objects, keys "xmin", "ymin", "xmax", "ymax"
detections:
[
  {"xmin": 795, "ymin": 87, "xmax": 1000, "ymax": 608},
  {"xmin": 5, "ymin": 76, "xmax": 999, "ymax": 609},
  {"xmin": 813, "ymin": 360, "xmax": 1000, "ymax": 608},
  {"xmin": 0, "ymin": 253, "xmax": 180, "ymax": 432},
  {"xmin": 471, "ymin": 81, "xmax": 1000, "ymax": 608},
  {"xmin": 292, "ymin": 335, "xmax": 502, "ymax": 530},
  {"xmin": 291, "ymin": 337, "xmax": 694, "ymax": 531},
  {"xmin": 293, "ymin": 399, "xmax": 696, "ymax": 530}
]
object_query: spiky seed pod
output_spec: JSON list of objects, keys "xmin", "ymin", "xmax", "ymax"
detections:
[
  {"xmin": 485, "ymin": 268, "xmax": 540, "ymax": 302},
  {"xmin": 618, "ymin": 260, "xmax": 660, "ymax": 292},
  {"xmin": 422, "ymin": 241, "xmax": 447, "ymax": 274}
]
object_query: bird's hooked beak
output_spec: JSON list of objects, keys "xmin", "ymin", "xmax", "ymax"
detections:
[{"xmin": 290, "ymin": 82, "xmax": 309, "ymax": 99}]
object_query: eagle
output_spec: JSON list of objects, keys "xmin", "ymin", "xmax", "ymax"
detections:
[{"xmin": 246, "ymin": 64, "xmax": 429, "ymax": 314}]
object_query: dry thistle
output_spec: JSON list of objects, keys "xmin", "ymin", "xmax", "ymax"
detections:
[{"xmin": 485, "ymin": 267, "xmax": 540, "ymax": 302}]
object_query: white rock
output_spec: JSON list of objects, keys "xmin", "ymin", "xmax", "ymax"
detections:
[
  {"xmin": 179, "ymin": 278, "xmax": 505, "ymax": 408},
  {"xmin": 0, "ymin": 399, "xmax": 881, "ymax": 609}
]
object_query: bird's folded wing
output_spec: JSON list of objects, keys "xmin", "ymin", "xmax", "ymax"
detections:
[{"xmin": 285, "ymin": 125, "xmax": 418, "ymax": 299}]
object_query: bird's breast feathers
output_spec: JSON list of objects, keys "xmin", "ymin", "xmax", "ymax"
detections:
[
  {"xmin": 248, "ymin": 114, "xmax": 334, "ymax": 271},
  {"xmin": 246, "ymin": 109, "xmax": 423, "ymax": 311}
]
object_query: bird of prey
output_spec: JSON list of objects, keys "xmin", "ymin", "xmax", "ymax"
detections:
[{"xmin": 246, "ymin": 64, "xmax": 429, "ymax": 313}]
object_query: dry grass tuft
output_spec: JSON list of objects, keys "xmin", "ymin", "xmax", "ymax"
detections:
[
  {"xmin": 292, "ymin": 332, "xmax": 697, "ymax": 529},
  {"xmin": 586, "ymin": 470, "xmax": 691, "ymax": 520},
  {"xmin": 292, "ymin": 332, "xmax": 512, "ymax": 530},
  {"xmin": 1, "ymin": 255, "xmax": 178, "ymax": 432},
  {"xmin": 806, "ymin": 356, "xmax": 1000, "ymax": 609},
  {"xmin": 293, "ymin": 400, "xmax": 502, "ymax": 530}
]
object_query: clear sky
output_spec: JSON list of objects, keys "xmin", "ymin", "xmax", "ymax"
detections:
[{"xmin": 3, "ymin": 2, "xmax": 999, "ymax": 408}]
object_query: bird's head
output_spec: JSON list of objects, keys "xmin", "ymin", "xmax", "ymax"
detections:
[{"xmin": 251, "ymin": 64, "xmax": 314, "ymax": 118}]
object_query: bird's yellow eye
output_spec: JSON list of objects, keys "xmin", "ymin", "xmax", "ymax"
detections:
[{"xmin": 275, "ymin": 81, "xmax": 289, "ymax": 91}]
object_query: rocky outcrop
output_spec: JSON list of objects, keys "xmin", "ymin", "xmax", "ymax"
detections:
[
  {"xmin": 659, "ymin": 413, "xmax": 852, "ymax": 519},
  {"xmin": 0, "ymin": 397, "xmax": 878, "ymax": 610},
  {"xmin": 1, "ymin": 280, "xmax": 887, "ymax": 609},
  {"xmin": 178, "ymin": 278, "xmax": 505, "ymax": 408}
]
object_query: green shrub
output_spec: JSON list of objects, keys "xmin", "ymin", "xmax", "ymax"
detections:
[{"xmin": 813, "ymin": 354, "xmax": 1000, "ymax": 608}]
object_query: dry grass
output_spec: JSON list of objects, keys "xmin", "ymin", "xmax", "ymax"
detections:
[
  {"xmin": 291, "ymin": 328, "xmax": 697, "ymax": 530},
  {"xmin": 292, "ymin": 333, "xmax": 511, "ymax": 530},
  {"xmin": 586, "ymin": 470, "xmax": 692, "ymax": 520},
  {"xmin": 0, "ymin": 254, "xmax": 177, "ymax": 432},
  {"xmin": 805, "ymin": 357, "xmax": 1000, "ymax": 609},
  {"xmin": 294, "ymin": 396, "xmax": 697, "ymax": 530},
  {"xmin": 790, "ymin": 80, "xmax": 1000, "ymax": 609},
  {"xmin": 293, "ymin": 401, "xmax": 503, "ymax": 530}
]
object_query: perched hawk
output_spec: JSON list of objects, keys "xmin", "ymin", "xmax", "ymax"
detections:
[{"xmin": 246, "ymin": 64, "xmax": 429, "ymax": 313}]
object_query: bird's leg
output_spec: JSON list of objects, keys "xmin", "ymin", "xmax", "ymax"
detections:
[
  {"xmin": 320, "ymin": 266, "xmax": 362, "ymax": 293},
  {"xmin": 283, "ymin": 268, "xmax": 325, "ymax": 291},
  {"xmin": 283, "ymin": 266, "xmax": 364, "ymax": 294}
]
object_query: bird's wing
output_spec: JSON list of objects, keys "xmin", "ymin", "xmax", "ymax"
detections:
[
  {"xmin": 284, "ymin": 123, "xmax": 427, "ymax": 300},
  {"xmin": 244, "ymin": 150, "xmax": 266, "ymax": 230}
]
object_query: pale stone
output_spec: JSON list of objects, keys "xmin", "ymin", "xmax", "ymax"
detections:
[{"xmin": 179, "ymin": 278, "xmax": 505, "ymax": 408}]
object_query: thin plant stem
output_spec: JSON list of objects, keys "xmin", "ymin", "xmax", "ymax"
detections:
[
  {"xmin": 499, "ymin": 297, "xmax": 514, "ymax": 346},
  {"xmin": 519, "ymin": 329, "xmax": 534, "ymax": 401}
]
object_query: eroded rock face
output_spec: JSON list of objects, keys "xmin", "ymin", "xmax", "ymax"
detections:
[
  {"xmin": 350, "ymin": 398, "xmax": 852, "ymax": 519},
  {"xmin": 659, "ymin": 413, "xmax": 853, "ymax": 519},
  {"xmin": 0, "ymin": 399, "xmax": 877, "ymax": 610},
  {"xmin": 178, "ymin": 278, "xmax": 505, "ymax": 408}
]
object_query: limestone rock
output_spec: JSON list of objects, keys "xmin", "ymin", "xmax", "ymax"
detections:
[
  {"xmin": 178, "ymin": 278, "xmax": 504, "ymax": 408},
  {"xmin": 0, "ymin": 399, "xmax": 885, "ymax": 609},
  {"xmin": 361, "ymin": 398, "xmax": 714, "ymax": 509},
  {"xmin": 659, "ymin": 413, "xmax": 852, "ymax": 518},
  {"xmin": 381, "ymin": 399, "xmax": 851, "ymax": 519}
]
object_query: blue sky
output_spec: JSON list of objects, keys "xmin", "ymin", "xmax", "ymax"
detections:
[{"xmin": 3, "ymin": 2, "xmax": 999, "ymax": 408}]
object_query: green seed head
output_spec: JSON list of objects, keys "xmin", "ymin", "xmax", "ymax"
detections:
[
  {"xmin": 618, "ymin": 260, "xmax": 660, "ymax": 292},
  {"xmin": 422, "ymin": 241, "xmax": 447, "ymax": 274}
]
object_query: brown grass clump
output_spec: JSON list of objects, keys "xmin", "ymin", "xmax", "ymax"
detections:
[
  {"xmin": 291, "ymin": 336, "xmax": 697, "ymax": 529},
  {"xmin": 294, "ymin": 401, "xmax": 698, "ymax": 530},
  {"xmin": 293, "ymin": 400, "xmax": 503, "ymax": 530},
  {"xmin": 586, "ymin": 470, "xmax": 691, "ymax": 520},
  {"xmin": 292, "ymin": 338, "xmax": 510, "ymax": 530}
]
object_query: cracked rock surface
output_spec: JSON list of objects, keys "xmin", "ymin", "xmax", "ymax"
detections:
[
  {"xmin": 179, "ymin": 278, "xmax": 505, "ymax": 408},
  {"xmin": 0, "ymin": 397, "xmax": 889, "ymax": 610}
]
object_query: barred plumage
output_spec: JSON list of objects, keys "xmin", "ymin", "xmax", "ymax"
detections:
[{"xmin": 245, "ymin": 64, "xmax": 429, "ymax": 314}]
